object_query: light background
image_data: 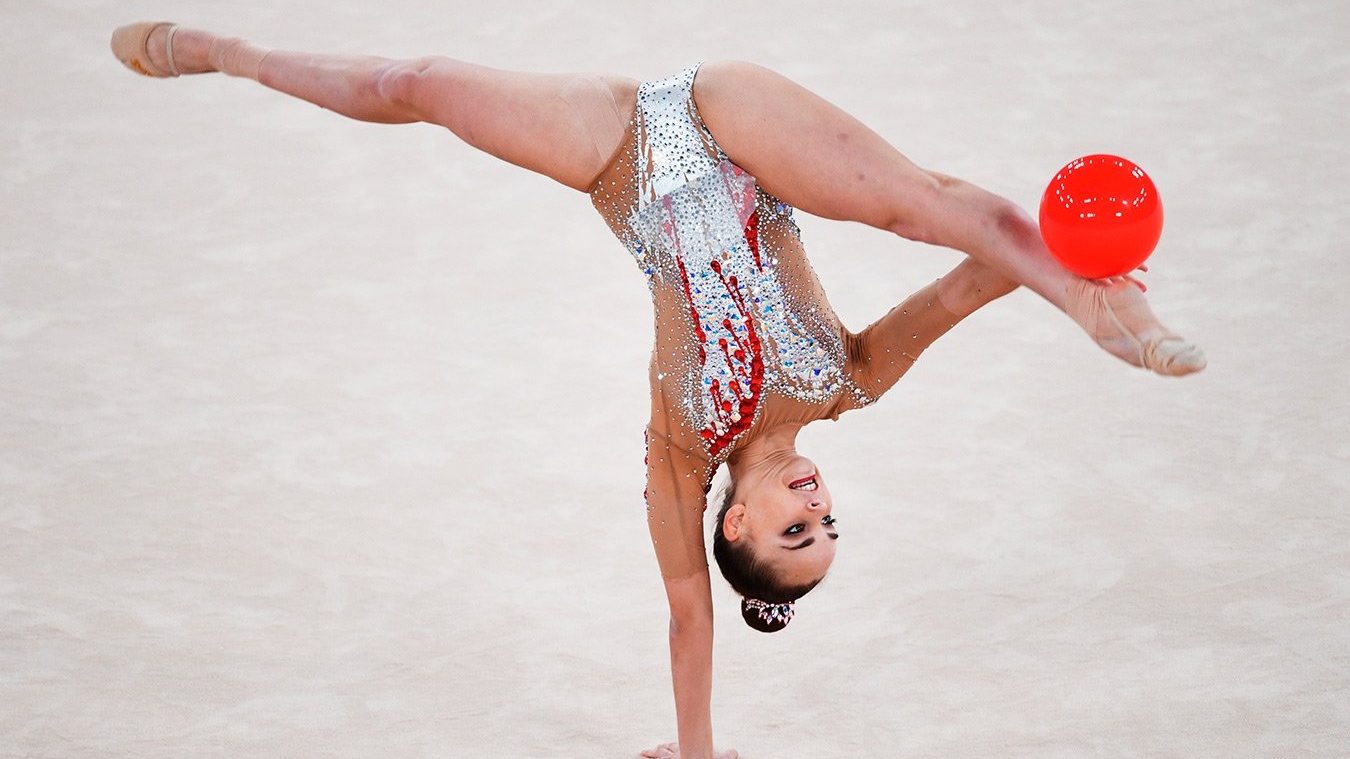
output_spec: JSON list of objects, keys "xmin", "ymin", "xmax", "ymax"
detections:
[{"xmin": 2, "ymin": 1, "xmax": 1346, "ymax": 757}]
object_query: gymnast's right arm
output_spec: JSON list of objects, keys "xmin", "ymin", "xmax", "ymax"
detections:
[{"xmin": 642, "ymin": 420, "xmax": 725, "ymax": 759}]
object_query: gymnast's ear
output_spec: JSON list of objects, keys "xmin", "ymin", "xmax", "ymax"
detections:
[{"xmin": 722, "ymin": 503, "xmax": 748, "ymax": 542}]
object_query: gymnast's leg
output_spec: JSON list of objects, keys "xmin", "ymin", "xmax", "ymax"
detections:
[
  {"xmin": 692, "ymin": 61, "xmax": 1205, "ymax": 375},
  {"xmin": 112, "ymin": 24, "xmax": 635, "ymax": 192}
]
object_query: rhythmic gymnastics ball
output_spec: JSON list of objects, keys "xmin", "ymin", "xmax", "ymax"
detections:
[{"xmin": 1039, "ymin": 154, "xmax": 1164, "ymax": 279}]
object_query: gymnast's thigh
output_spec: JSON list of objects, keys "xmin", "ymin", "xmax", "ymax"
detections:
[
  {"xmin": 394, "ymin": 58, "xmax": 638, "ymax": 192},
  {"xmin": 691, "ymin": 60, "xmax": 940, "ymax": 232}
]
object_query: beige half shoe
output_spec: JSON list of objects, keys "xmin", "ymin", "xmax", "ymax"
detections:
[{"xmin": 111, "ymin": 22, "xmax": 180, "ymax": 78}]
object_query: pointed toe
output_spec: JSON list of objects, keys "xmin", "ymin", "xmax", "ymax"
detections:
[
  {"xmin": 1146, "ymin": 338, "xmax": 1207, "ymax": 376},
  {"xmin": 111, "ymin": 22, "xmax": 179, "ymax": 78}
]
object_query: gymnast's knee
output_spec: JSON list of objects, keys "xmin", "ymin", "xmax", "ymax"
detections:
[
  {"xmin": 372, "ymin": 56, "xmax": 457, "ymax": 118},
  {"xmin": 887, "ymin": 173, "xmax": 1028, "ymax": 250},
  {"xmin": 881, "ymin": 171, "xmax": 946, "ymax": 244}
]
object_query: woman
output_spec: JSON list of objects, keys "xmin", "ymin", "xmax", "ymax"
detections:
[{"xmin": 111, "ymin": 22, "xmax": 1205, "ymax": 759}]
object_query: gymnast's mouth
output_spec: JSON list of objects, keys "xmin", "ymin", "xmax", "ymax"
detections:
[{"xmin": 788, "ymin": 475, "xmax": 818, "ymax": 492}]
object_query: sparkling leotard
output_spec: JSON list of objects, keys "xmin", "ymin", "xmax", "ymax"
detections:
[{"xmin": 590, "ymin": 65, "xmax": 957, "ymax": 578}]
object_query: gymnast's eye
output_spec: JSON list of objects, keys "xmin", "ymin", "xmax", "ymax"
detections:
[
  {"xmin": 784, "ymin": 523, "xmax": 806, "ymax": 536},
  {"xmin": 822, "ymin": 515, "xmax": 837, "ymax": 527}
]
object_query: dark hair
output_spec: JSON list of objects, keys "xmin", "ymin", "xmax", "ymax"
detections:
[{"xmin": 711, "ymin": 478, "xmax": 822, "ymax": 633}]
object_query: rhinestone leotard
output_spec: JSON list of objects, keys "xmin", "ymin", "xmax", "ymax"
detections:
[{"xmin": 589, "ymin": 65, "xmax": 956, "ymax": 578}]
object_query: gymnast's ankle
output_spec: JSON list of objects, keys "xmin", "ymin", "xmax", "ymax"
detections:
[{"xmin": 207, "ymin": 36, "xmax": 271, "ymax": 80}]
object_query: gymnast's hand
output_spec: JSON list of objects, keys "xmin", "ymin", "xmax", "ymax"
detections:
[{"xmin": 640, "ymin": 741, "xmax": 739, "ymax": 759}]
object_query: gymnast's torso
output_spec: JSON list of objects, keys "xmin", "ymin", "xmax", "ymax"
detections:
[
  {"xmin": 589, "ymin": 65, "xmax": 922, "ymax": 577},
  {"xmin": 590, "ymin": 65, "xmax": 874, "ymax": 454}
]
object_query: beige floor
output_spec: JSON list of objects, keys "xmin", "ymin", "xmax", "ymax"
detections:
[{"xmin": 3, "ymin": 1, "xmax": 1347, "ymax": 757}]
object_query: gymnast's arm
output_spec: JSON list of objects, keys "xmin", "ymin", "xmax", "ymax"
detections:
[
  {"xmin": 845, "ymin": 257, "xmax": 1018, "ymax": 400},
  {"xmin": 660, "ymin": 570, "xmax": 717, "ymax": 759},
  {"xmin": 643, "ymin": 419, "xmax": 723, "ymax": 759}
]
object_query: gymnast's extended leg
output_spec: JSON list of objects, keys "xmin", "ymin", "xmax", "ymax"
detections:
[
  {"xmin": 691, "ymin": 61, "xmax": 1204, "ymax": 375},
  {"xmin": 113, "ymin": 23, "xmax": 634, "ymax": 192}
]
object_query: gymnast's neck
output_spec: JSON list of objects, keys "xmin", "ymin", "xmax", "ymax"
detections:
[{"xmin": 726, "ymin": 422, "xmax": 806, "ymax": 476}]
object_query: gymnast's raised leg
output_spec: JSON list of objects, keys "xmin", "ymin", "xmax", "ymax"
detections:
[
  {"xmin": 111, "ymin": 22, "xmax": 634, "ymax": 192},
  {"xmin": 688, "ymin": 61, "xmax": 1203, "ymax": 375}
]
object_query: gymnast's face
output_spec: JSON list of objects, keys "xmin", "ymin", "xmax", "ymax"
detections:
[{"xmin": 723, "ymin": 457, "xmax": 838, "ymax": 587}]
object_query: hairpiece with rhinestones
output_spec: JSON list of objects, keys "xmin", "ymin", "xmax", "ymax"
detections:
[{"xmin": 744, "ymin": 598, "xmax": 794, "ymax": 626}]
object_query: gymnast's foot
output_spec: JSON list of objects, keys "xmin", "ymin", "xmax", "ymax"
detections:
[
  {"xmin": 112, "ymin": 23, "xmax": 268, "ymax": 80},
  {"xmin": 1065, "ymin": 276, "xmax": 1206, "ymax": 376},
  {"xmin": 640, "ymin": 743, "xmax": 739, "ymax": 759}
]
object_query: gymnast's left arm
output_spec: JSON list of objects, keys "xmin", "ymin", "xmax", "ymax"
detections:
[{"xmin": 844, "ymin": 257, "xmax": 1017, "ymax": 400}]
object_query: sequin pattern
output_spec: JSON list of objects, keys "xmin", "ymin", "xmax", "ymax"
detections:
[{"xmin": 592, "ymin": 65, "xmax": 871, "ymax": 463}]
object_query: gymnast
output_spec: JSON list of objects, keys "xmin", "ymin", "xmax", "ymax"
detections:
[{"xmin": 112, "ymin": 22, "xmax": 1206, "ymax": 759}]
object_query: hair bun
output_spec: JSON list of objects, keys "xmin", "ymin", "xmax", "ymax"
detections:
[{"xmin": 741, "ymin": 598, "xmax": 794, "ymax": 633}]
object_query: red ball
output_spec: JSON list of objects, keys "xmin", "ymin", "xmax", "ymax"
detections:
[{"xmin": 1039, "ymin": 154, "xmax": 1164, "ymax": 279}]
